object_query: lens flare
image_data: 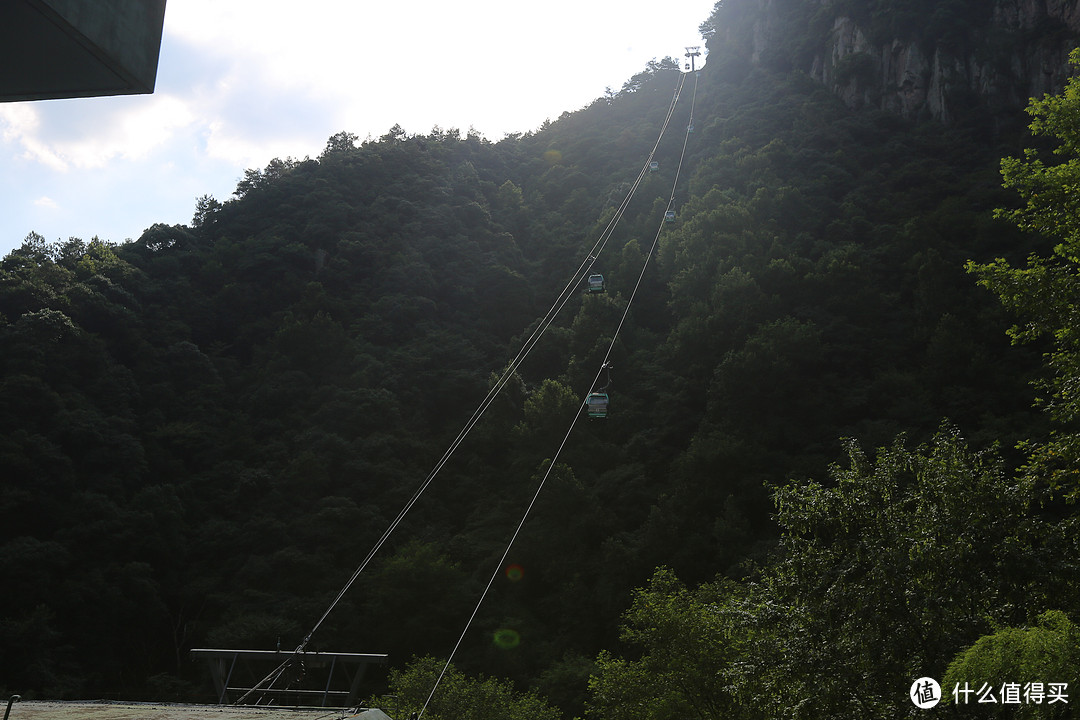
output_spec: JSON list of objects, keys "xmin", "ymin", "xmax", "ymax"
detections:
[
  {"xmin": 493, "ymin": 628, "xmax": 521, "ymax": 650},
  {"xmin": 505, "ymin": 564, "xmax": 524, "ymax": 582}
]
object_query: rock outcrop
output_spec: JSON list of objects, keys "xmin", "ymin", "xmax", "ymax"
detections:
[{"xmin": 717, "ymin": 0, "xmax": 1080, "ymax": 124}]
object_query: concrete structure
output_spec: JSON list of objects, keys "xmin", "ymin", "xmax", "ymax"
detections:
[
  {"xmin": 0, "ymin": 700, "xmax": 377, "ymax": 719},
  {"xmin": 0, "ymin": 0, "xmax": 167, "ymax": 102}
]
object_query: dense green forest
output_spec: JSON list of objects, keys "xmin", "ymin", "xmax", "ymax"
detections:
[{"xmin": 3, "ymin": 0, "xmax": 1080, "ymax": 717}]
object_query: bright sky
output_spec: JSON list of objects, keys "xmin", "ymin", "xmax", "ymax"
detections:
[{"xmin": 0, "ymin": 1, "xmax": 713, "ymax": 258}]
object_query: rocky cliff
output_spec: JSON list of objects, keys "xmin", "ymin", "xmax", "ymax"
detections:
[{"xmin": 716, "ymin": 0, "xmax": 1080, "ymax": 124}]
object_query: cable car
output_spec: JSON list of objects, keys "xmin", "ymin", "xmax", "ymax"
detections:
[
  {"xmin": 649, "ymin": 160, "xmax": 659, "ymax": 172},
  {"xmin": 664, "ymin": 210, "xmax": 676, "ymax": 222},
  {"xmin": 586, "ymin": 392, "xmax": 609, "ymax": 418},
  {"xmin": 587, "ymin": 273, "xmax": 606, "ymax": 293}
]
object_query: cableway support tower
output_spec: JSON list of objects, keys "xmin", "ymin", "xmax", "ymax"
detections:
[
  {"xmin": 684, "ymin": 46, "xmax": 701, "ymax": 72},
  {"xmin": 191, "ymin": 648, "xmax": 388, "ymax": 708}
]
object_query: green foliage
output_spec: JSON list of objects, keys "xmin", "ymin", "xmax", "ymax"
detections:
[
  {"xmin": 970, "ymin": 48, "xmax": 1080, "ymax": 500},
  {"xmin": 351, "ymin": 541, "xmax": 477, "ymax": 663},
  {"xmin": 586, "ymin": 568, "xmax": 753, "ymax": 720},
  {"xmin": 943, "ymin": 611, "xmax": 1080, "ymax": 717},
  {"xmin": 378, "ymin": 656, "xmax": 564, "ymax": 720},
  {"xmin": 589, "ymin": 431, "xmax": 1079, "ymax": 719},
  {"xmin": 516, "ymin": 378, "xmax": 580, "ymax": 443},
  {"xmin": 758, "ymin": 427, "xmax": 1075, "ymax": 717}
]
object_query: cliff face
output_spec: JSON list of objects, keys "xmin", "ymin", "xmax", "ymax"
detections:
[{"xmin": 720, "ymin": 0, "xmax": 1080, "ymax": 124}]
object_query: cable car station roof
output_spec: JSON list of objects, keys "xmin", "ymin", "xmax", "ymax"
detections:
[{"xmin": 0, "ymin": 0, "xmax": 166, "ymax": 102}]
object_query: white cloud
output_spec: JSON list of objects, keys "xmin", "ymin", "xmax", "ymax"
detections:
[
  {"xmin": 33, "ymin": 196, "xmax": 58, "ymax": 209},
  {"xmin": 0, "ymin": 104, "xmax": 69, "ymax": 171},
  {"xmin": 64, "ymin": 94, "xmax": 197, "ymax": 168},
  {"xmin": 116, "ymin": 95, "xmax": 198, "ymax": 160},
  {"xmin": 0, "ymin": 93, "xmax": 197, "ymax": 172},
  {"xmin": 0, "ymin": 103, "xmax": 36, "ymax": 142}
]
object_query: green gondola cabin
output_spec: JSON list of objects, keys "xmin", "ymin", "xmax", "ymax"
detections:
[
  {"xmin": 586, "ymin": 392, "xmax": 609, "ymax": 418},
  {"xmin": 587, "ymin": 274, "xmax": 606, "ymax": 293}
]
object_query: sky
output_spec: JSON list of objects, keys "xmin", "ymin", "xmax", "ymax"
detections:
[{"xmin": 0, "ymin": 1, "xmax": 714, "ymax": 258}]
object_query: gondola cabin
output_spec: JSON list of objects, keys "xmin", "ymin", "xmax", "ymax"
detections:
[
  {"xmin": 587, "ymin": 274, "xmax": 606, "ymax": 293},
  {"xmin": 586, "ymin": 392, "xmax": 609, "ymax": 418},
  {"xmin": 664, "ymin": 210, "xmax": 676, "ymax": 222},
  {"xmin": 649, "ymin": 160, "xmax": 659, "ymax": 172}
]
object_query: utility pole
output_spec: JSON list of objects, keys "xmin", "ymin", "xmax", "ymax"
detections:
[{"xmin": 685, "ymin": 46, "xmax": 701, "ymax": 72}]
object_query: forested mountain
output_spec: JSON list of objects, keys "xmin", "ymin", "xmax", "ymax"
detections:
[{"xmin": 3, "ymin": 1, "xmax": 1080, "ymax": 717}]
